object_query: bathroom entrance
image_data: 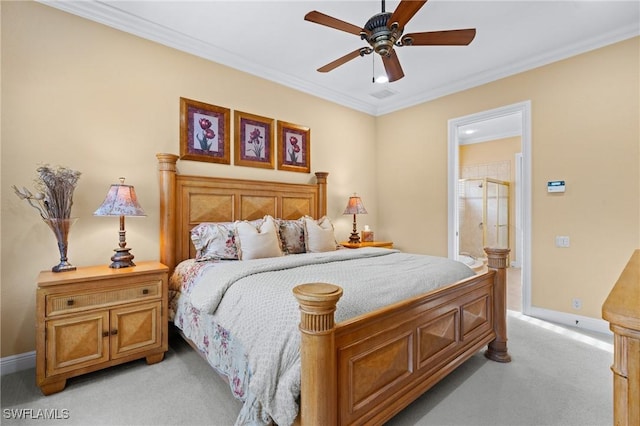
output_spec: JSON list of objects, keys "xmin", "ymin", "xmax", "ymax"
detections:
[
  {"xmin": 448, "ymin": 101, "xmax": 531, "ymax": 315},
  {"xmin": 458, "ymin": 178, "xmax": 510, "ymax": 261}
]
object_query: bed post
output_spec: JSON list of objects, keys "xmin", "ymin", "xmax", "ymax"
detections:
[
  {"xmin": 315, "ymin": 172, "xmax": 328, "ymax": 218},
  {"xmin": 483, "ymin": 247, "xmax": 512, "ymax": 363},
  {"xmin": 156, "ymin": 153, "xmax": 179, "ymax": 271},
  {"xmin": 293, "ymin": 283, "xmax": 343, "ymax": 426}
]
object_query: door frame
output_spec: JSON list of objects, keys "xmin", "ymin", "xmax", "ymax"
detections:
[{"xmin": 447, "ymin": 101, "xmax": 532, "ymax": 314}]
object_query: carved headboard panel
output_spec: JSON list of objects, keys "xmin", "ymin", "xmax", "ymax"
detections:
[{"xmin": 157, "ymin": 153, "xmax": 328, "ymax": 270}]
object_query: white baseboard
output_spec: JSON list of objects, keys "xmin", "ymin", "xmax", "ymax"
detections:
[
  {"xmin": 526, "ymin": 306, "xmax": 612, "ymax": 335},
  {"xmin": 1, "ymin": 351, "xmax": 35, "ymax": 376}
]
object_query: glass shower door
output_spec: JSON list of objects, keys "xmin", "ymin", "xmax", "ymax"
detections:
[
  {"xmin": 458, "ymin": 178, "xmax": 510, "ymax": 260},
  {"xmin": 458, "ymin": 179, "xmax": 484, "ymax": 259},
  {"xmin": 484, "ymin": 178, "xmax": 509, "ymax": 250}
]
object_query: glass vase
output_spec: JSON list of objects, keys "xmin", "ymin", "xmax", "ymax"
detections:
[{"xmin": 44, "ymin": 218, "xmax": 77, "ymax": 272}]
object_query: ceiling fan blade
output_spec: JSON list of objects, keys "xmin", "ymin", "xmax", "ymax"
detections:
[
  {"xmin": 388, "ymin": 0, "xmax": 427, "ymax": 30},
  {"xmin": 304, "ymin": 11, "xmax": 365, "ymax": 37},
  {"xmin": 382, "ymin": 49, "xmax": 405, "ymax": 82},
  {"xmin": 317, "ymin": 48, "xmax": 365, "ymax": 73},
  {"xmin": 402, "ymin": 29, "xmax": 477, "ymax": 46}
]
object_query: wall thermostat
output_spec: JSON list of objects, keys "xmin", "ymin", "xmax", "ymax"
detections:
[{"xmin": 547, "ymin": 180, "xmax": 566, "ymax": 193}]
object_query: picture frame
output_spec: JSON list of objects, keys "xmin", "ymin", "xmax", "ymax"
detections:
[
  {"xmin": 277, "ymin": 121, "xmax": 310, "ymax": 173},
  {"xmin": 180, "ymin": 97, "xmax": 231, "ymax": 164},
  {"xmin": 234, "ymin": 111, "xmax": 275, "ymax": 169}
]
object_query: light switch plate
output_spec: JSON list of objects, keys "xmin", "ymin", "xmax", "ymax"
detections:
[{"xmin": 555, "ymin": 236, "xmax": 570, "ymax": 247}]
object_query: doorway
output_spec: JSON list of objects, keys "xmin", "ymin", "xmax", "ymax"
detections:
[{"xmin": 448, "ymin": 101, "xmax": 531, "ymax": 314}]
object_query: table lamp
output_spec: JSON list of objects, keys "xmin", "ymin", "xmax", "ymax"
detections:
[
  {"xmin": 94, "ymin": 177, "xmax": 146, "ymax": 268},
  {"xmin": 343, "ymin": 193, "xmax": 367, "ymax": 244}
]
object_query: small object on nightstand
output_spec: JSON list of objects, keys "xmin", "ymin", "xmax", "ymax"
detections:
[{"xmin": 361, "ymin": 225, "xmax": 374, "ymax": 242}]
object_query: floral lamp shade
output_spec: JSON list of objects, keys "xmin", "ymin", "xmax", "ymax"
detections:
[
  {"xmin": 94, "ymin": 179, "xmax": 146, "ymax": 217},
  {"xmin": 343, "ymin": 193, "xmax": 367, "ymax": 243},
  {"xmin": 343, "ymin": 195, "xmax": 368, "ymax": 215},
  {"xmin": 94, "ymin": 178, "xmax": 145, "ymax": 268}
]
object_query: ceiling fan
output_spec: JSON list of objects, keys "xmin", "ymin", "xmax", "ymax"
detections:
[{"xmin": 304, "ymin": 0, "xmax": 476, "ymax": 82}]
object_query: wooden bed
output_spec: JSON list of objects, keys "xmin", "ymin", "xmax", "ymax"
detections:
[{"xmin": 156, "ymin": 153, "xmax": 511, "ymax": 425}]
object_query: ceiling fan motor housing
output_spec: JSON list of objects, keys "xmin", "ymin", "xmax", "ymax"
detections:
[{"xmin": 363, "ymin": 12, "xmax": 402, "ymax": 57}]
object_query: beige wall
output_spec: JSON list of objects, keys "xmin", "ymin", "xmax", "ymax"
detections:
[
  {"xmin": 377, "ymin": 37, "xmax": 639, "ymax": 319},
  {"xmin": 0, "ymin": 2, "xmax": 376, "ymax": 357},
  {"xmin": 2, "ymin": 2, "xmax": 638, "ymax": 358}
]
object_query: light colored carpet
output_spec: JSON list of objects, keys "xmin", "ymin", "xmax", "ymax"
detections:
[{"xmin": 1, "ymin": 312, "xmax": 614, "ymax": 426}]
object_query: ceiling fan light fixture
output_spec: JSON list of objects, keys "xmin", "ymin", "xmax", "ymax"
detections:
[{"xmin": 375, "ymin": 75, "xmax": 389, "ymax": 84}]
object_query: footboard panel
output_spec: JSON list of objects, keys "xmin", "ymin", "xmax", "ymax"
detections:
[{"xmin": 335, "ymin": 273, "xmax": 495, "ymax": 425}]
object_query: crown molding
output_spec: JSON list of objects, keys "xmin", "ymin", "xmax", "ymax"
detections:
[
  {"xmin": 374, "ymin": 23, "xmax": 640, "ymax": 116},
  {"xmin": 39, "ymin": 1, "xmax": 639, "ymax": 117},
  {"xmin": 38, "ymin": 0, "xmax": 379, "ymax": 115}
]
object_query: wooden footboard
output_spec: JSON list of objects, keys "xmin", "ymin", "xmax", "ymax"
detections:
[{"xmin": 293, "ymin": 248, "xmax": 510, "ymax": 425}]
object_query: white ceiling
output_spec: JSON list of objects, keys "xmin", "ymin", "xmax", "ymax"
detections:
[{"xmin": 41, "ymin": 1, "xmax": 639, "ymax": 116}]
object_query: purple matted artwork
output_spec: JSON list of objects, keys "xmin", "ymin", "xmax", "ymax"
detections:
[
  {"xmin": 234, "ymin": 111, "xmax": 274, "ymax": 169},
  {"xmin": 277, "ymin": 121, "xmax": 310, "ymax": 173},
  {"xmin": 179, "ymin": 97, "xmax": 230, "ymax": 164},
  {"xmin": 240, "ymin": 118, "xmax": 271, "ymax": 162}
]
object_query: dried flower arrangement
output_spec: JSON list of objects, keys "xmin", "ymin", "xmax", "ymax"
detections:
[
  {"xmin": 13, "ymin": 165, "xmax": 81, "ymax": 272},
  {"xmin": 13, "ymin": 165, "xmax": 81, "ymax": 220}
]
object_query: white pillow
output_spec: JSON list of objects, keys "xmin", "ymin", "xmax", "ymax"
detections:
[
  {"xmin": 235, "ymin": 215, "xmax": 283, "ymax": 260},
  {"xmin": 303, "ymin": 216, "xmax": 338, "ymax": 253}
]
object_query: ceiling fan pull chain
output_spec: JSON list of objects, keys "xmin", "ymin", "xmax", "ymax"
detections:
[{"xmin": 372, "ymin": 55, "xmax": 375, "ymax": 83}]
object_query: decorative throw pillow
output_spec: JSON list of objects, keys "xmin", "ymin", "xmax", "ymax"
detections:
[
  {"xmin": 190, "ymin": 218, "xmax": 264, "ymax": 261},
  {"xmin": 235, "ymin": 215, "xmax": 284, "ymax": 260},
  {"xmin": 276, "ymin": 218, "xmax": 306, "ymax": 254},
  {"xmin": 190, "ymin": 222, "xmax": 238, "ymax": 261},
  {"xmin": 303, "ymin": 216, "xmax": 338, "ymax": 253}
]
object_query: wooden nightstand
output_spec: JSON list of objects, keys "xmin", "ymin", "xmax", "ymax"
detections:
[
  {"xmin": 36, "ymin": 261, "xmax": 169, "ymax": 395},
  {"xmin": 341, "ymin": 241, "xmax": 394, "ymax": 249}
]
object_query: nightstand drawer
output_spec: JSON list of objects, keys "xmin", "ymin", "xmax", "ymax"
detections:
[{"xmin": 46, "ymin": 280, "xmax": 162, "ymax": 316}]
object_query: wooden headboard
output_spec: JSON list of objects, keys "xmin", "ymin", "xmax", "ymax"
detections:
[{"xmin": 156, "ymin": 153, "xmax": 328, "ymax": 271}]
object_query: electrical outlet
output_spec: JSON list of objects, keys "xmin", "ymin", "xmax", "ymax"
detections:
[
  {"xmin": 572, "ymin": 298, "xmax": 582, "ymax": 310},
  {"xmin": 555, "ymin": 236, "xmax": 570, "ymax": 248}
]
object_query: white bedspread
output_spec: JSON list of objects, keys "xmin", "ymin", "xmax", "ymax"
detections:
[{"xmin": 183, "ymin": 248, "xmax": 475, "ymax": 425}]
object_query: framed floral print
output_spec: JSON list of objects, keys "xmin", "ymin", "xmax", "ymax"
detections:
[
  {"xmin": 277, "ymin": 121, "xmax": 310, "ymax": 173},
  {"xmin": 180, "ymin": 97, "xmax": 231, "ymax": 164},
  {"xmin": 234, "ymin": 111, "xmax": 274, "ymax": 169}
]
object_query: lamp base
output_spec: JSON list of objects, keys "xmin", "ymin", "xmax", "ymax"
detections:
[
  {"xmin": 109, "ymin": 247, "xmax": 136, "ymax": 269},
  {"xmin": 348, "ymin": 232, "xmax": 361, "ymax": 244}
]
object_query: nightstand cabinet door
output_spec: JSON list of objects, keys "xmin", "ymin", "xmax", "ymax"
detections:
[
  {"xmin": 111, "ymin": 301, "xmax": 162, "ymax": 359},
  {"xmin": 46, "ymin": 311, "xmax": 109, "ymax": 376}
]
